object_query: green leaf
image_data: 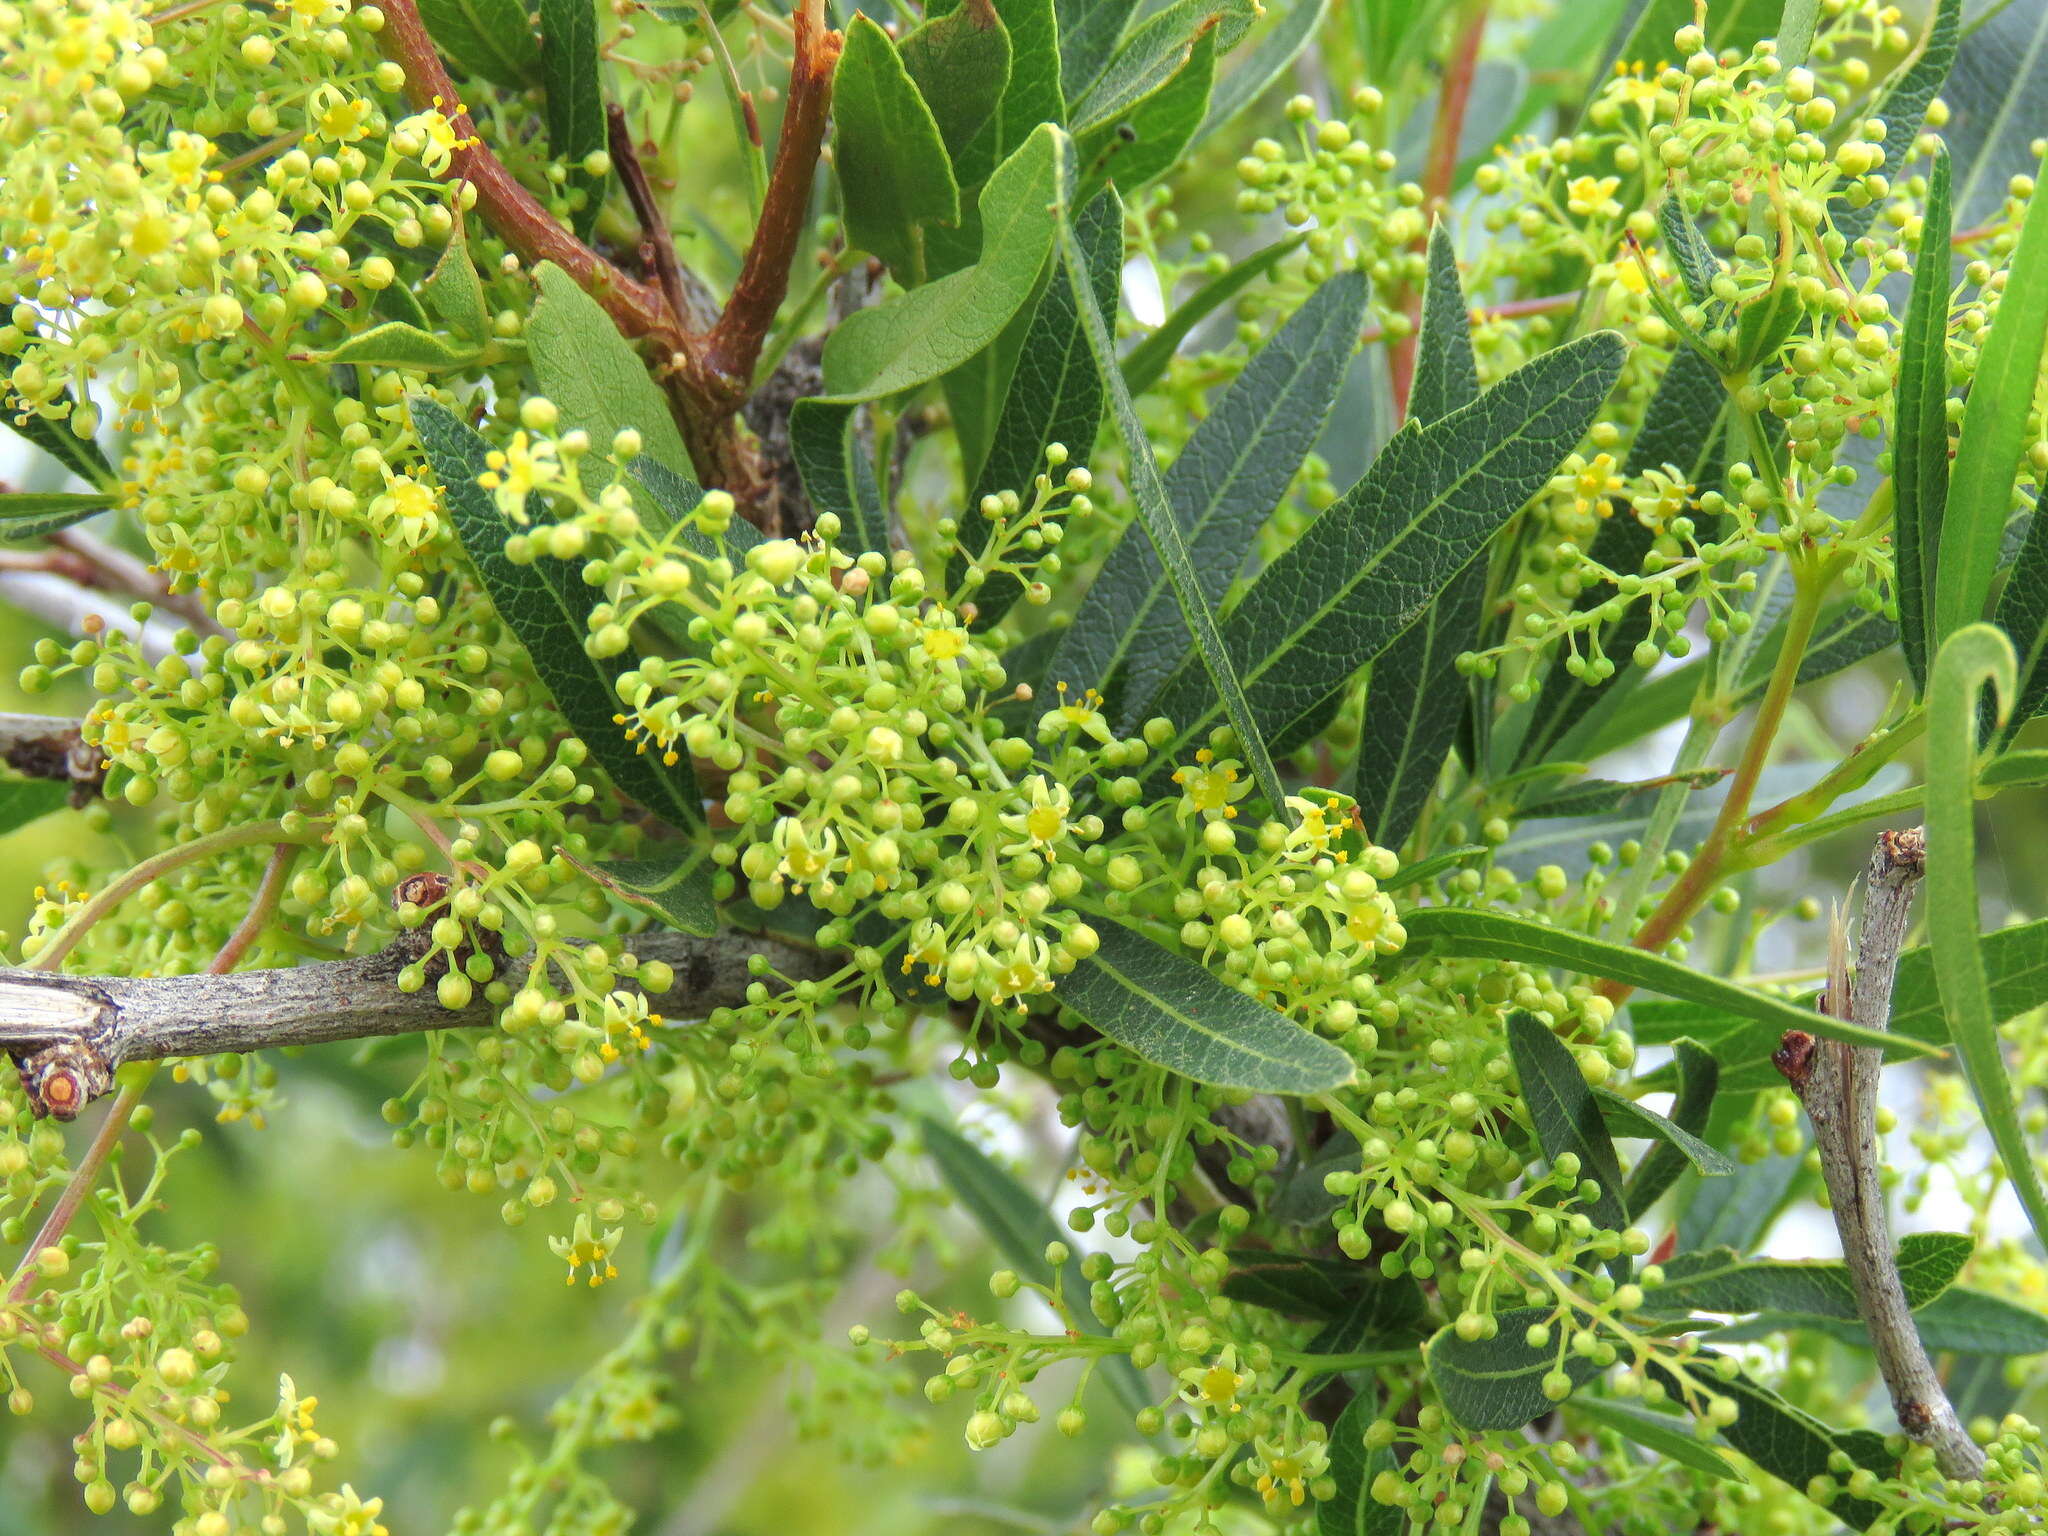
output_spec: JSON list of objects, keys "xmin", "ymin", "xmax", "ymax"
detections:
[
  {"xmin": 1068, "ymin": 0, "xmax": 1252, "ymax": 140},
  {"xmin": 1926, "ymin": 622, "xmax": 2048, "ymax": 1252},
  {"xmin": 1051, "ymin": 269, "xmax": 1369, "ymax": 733},
  {"xmin": 822, "ymin": 125, "xmax": 1061, "ymax": 401},
  {"xmin": 1507, "ymin": 1011, "xmax": 1628, "ymax": 1231},
  {"xmin": 1319, "ymin": 1390, "xmax": 1402, "ymax": 1536},
  {"xmin": 318, "ymin": 320, "xmax": 488, "ymax": 371},
  {"xmin": 0, "ymin": 779, "xmax": 72, "ymax": 836},
  {"xmin": 1893, "ymin": 142, "xmax": 1951, "ymax": 697},
  {"xmin": 1932, "ymin": 159, "xmax": 2048, "ymax": 643},
  {"xmin": 1056, "ymin": 0, "xmax": 1132, "ymax": 105},
  {"xmin": 411, "ymin": 397, "xmax": 704, "ymax": 831},
  {"xmin": 1221, "ymin": 1251, "xmax": 1369, "ymax": 1317},
  {"xmin": 1832, "ymin": 0, "xmax": 1960, "ymax": 244},
  {"xmin": 1891, "ymin": 914, "xmax": 2048, "ymax": 1049},
  {"xmin": 952, "ymin": 187, "xmax": 1122, "ymax": 629},
  {"xmin": 1678, "ymin": 1148, "xmax": 1806, "ymax": 1255},
  {"xmin": 1144, "ymin": 332, "xmax": 1626, "ymax": 767},
  {"xmin": 624, "ymin": 453, "xmax": 763, "ymax": 553},
  {"xmin": 527, "ymin": 263, "xmax": 695, "ymax": 480},
  {"xmin": 1659, "ymin": 197, "xmax": 1721, "ymax": 310},
  {"xmin": 788, "ymin": 401, "xmax": 889, "ymax": 554},
  {"xmin": 918, "ymin": 1113, "xmax": 1150, "ymax": 1417},
  {"xmin": 1051, "ymin": 134, "xmax": 1290, "ymax": 816},
  {"xmin": 1623, "ymin": 1038, "xmax": 1721, "ymax": 1212},
  {"xmin": 0, "ymin": 491, "xmax": 115, "ymax": 541},
  {"xmin": 1519, "ymin": 769, "xmax": 1725, "ymax": 821},
  {"xmin": 419, "ymin": 0, "xmax": 541, "ymax": 87},
  {"xmin": 1405, "ymin": 220, "xmax": 1479, "ymax": 429},
  {"xmin": 1574, "ymin": 1398, "xmax": 1742, "ymax": 1483},
  {"xmin": 1120, "ymin": 235, "xmax": 1301, "ymax": 394},
  {"xmin": 1946, "ymin": 0, "xmax": 2048, "ymax": 225},
  {"xmin": 1719, "ymin": 1285, "xmax": 2048, "ymax": 1357},
  {"xmin": 1056, "ymin": 918, "xmax": 1356, "ymax": 1093},
  {"xmin": 1427, "ymin": 1306, "xmax": 1603, "ymax": 1430},
  {"xmin": 900, "ymin": 0, "xmax": 1013, "ymax": 165},
  {"xmin": 0, "ymin": 360, "xmax": 119, "ymax": 491},
  {"xmin": 537, "ymin": 0, "xmax": 607, "ymax": 240},
  {"xmin": 1381, "ymin": 844, "xmax": 1487, "ymax": 891},
  {"xmin": 1774, "ymin": 0, "xmax": 1819, "ymax": 68},
  {"xmin": 1075, "ymin": 28, "xmax": 1217, "ymax": 194},
  {"xmin": 946, "ymin": 0, "xmax": 1063, "ymax": 188},
  {"xmin": 1197, "ymin": 0, "xmax": 1329, "ymax": 146},
  {"xmin": 834, "ymin": 17, "xmax": 961, "ymax": 282},
  {"xmin": 561, "ymin": 852, "xmax": 716, "ymax": 934},
  {"xmin": 1595, "ymin": 1085, "xmax": 1735, "ymax": 1180},
  {"xmin": 1399, "ymin": 907, "xmax": 1939, "ymax": 1059},
  {"xmin": 1645, "ymin": 1232, "xmax": 1971, "ymax": 1318},
  {"xmin": 422, "ymin": 216, "xmax": 492, "ymax": 342}
]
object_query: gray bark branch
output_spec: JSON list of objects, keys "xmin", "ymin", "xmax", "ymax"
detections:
[{"xmin": 1775, "ymin": 826, "xmax": 1984, "ymax": 1481}]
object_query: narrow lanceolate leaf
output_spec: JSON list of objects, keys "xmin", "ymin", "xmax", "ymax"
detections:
[
  {"xmin": 1774, "ymin": 0, "xmax": 1819, "ymax": 68},
  {"xmin": 952, "ymin": 187, "xmax": 1121, "ymax": 630},
  {"xmin": 1057, "ymin": 918, "xmax": 1355, "ymax": 1093},
  {"xmin": 919, "ymin": 1113, "xmax": 1151, "ymax": 1417},
  {"xmin": 1891, "ymin": 914, "xmax": 2048, "ymax": 1049},
  {"xmin": 1595, "ymin": 1085, "xmax": 1735, "ymax": 1180},
  {"xmin": 1933, "ymin": 165, "xmax": 2048, "ymax": 644},
  {"xmin": 1197, "ymin": 0, "xmax": 1330, "ymax": 147},
  {"xmin": 1507, "ymin": 1012, "xmax": 1628, "ymax": 1230},
  {"xmin": 318, "ymin": 321, "xmax": 489, "ymax": 371},
  {"xmin": 411, "ymin": 398, "xmax": 703, "ymax": 830},
  {"xmin": 1223, "ymin": 1252, "xmax": 1374, "ymax": 1316},
  {"xmin": 537, "ymin": 0, "xmax": 607, "ymax": 239},
  {"xmin": 822, "ymin": 125, "xmax": 1060, "ymax": 402},
  {"xmin": 1623, "ymin": 1038, "xmax": 1720, "ymax": 1212},
  {"xmin": 1050, "ymin": 269, "xmax": 1368, "ymax": 729},
  {"xmin": 1056, "ymin": 0, "xmax": 1132, "ymax": 106},
  {"xmin": 1318, "ymin": 1390, "xmax": 1403, "ymax": 1536},
  {"xmin": 1645, "ymin": 1232, "xmax": 1971, "ymax": 1318},
  {"xmin": 1068, "ymin": 0, "xmax": 1252, "ymax": 140},
  {"xmin": 1832, "ymin": 0, "xmax": 1960, "ymax": 245},
  {"xmin": 1146, "ymin": 332, "xmax": 1627, "ymax": 767},
  {"xmin": 1052, "ymin": 133, "xmax": 1289, "ymax": 816},
  {"xmin": 1894, "ymin": 143, "xmax": 1953, "ymax": 695},
  {"xmin": 899, "ymin": 0, "xmax": 1013, "ymax": 165},
  {"xmin": 561, "ymin": 852, "xmax": 717, "ymax": 935},
  {"xmin": 1427, "ymin": 1306, "xmax": 1604, "ymax": 1430},
  {"xmin": 788, "ymin": 401, "xmax": 889, "ymax": 555},
  {"xmin": 1721, "ymin": 1285, "xmax": 2048, "ymax": 1356},
  {"xmin": 1398, "ymin": 908, "xmax": 1940, "ymax": 1058},
  {"xmin": 1574, "ymin": 1398, "xmax": 1743, "ymax": 1483},
  {"xmin": 1353, "ymin": 220, "xmax": 1481, "ymax": 849},
  {"xmin": 833, "ymin": 17, "xmax": 961, "ymax": 282},
  {"xmin": 949, "ymin": 0, "xmax": 1063, "ymax": 187},
  {"xmin": 1077, "ymin": 30, "xmax": 1217, "ymax": 194},
  {"xmin": 1926, "ymin": 623, "xmax": 2048, "ymax": 1252},
  {"xmin": 1120, "ymin": 235, "xmax": 1302, "ymax": 394},
  {"xmin": 528, "ymin": 263, "xmax": 694, "ymax": 479},
  {"xmin": 1659, "ymin": 196, "xmax": 1722, "ymax": 311},
  {"xmin": 419, "ymin": 0, "xmax": 540, "ymax": 86},
  {"xmin": 0, "ymin": 491, "xmax": 116, "ymax": 541}
]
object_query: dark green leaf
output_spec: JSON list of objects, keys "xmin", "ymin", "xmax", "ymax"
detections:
[
  {"xmin": 920, "ymin": 1112, "xmax": 1151, "ymax": 1417},
  {"xmin": 1197, "ymin": 0, "xmax": 1328, "ymax": 146},
  {"xmin": 1595, "ymin": 1085, "xmax": 1735, "ymax": 1179},
  {"xmin": 1051, "ymin": 269, "xmax": 1369, "ymax": 731},
  {"xmin": 411, "ymin": 397, "xmax": 703, "ymax": 830},
  {"xmin": 1076, "ymin": 29, "xmax": 1217, "ymax": 194},
  {"xmin": 1678, "ymin": 1147, "xmax": 1806, "ymax": 1255},
  {"xmin": 561, "ymin": 852, "xmax": 716, "ymax": 934},
  {"xmin": 1427, "ymin": 1306, "xmax": 1603, "ymax": 1430},
  {"xmin": 1832, "ymin": 0, "xmax": 1960, "ymax": 244},
  {"xmin": 537, "ymin": 0, "xmax": 607, "ymax": 240},
  {"xmin": 1891, "ymin": 913, "xmax": 2048, "ymax": 1049},
  {"xmin": 822, "ymin": 125, "xmax": 1060, "ymax": 400},
  {"xmin": 1659, "ymin": 197, "xmax": 1721, "ymax": 309},
  {"xmin": 0, "ymin": 491, "xmax": 115, "ymax": 541},
  {"xmin": 1057, "ymin": 918, "xmax": 1356, "ymax": 1093},
  {"xmin": 1718, "ymin": 1285, "xmax": 2048, "ymax": 1357},
  {"xmin": 422, "ymin": 217, "xmax": 491, "ymax": 341},
  {"xmin": 1068, "ymin": 0, "xmax": 1252, "ymax": 139},
  {"xmin": 1945, "ymin": 0, "xmax": 2048, "ymax": 226},
  {"xmin": 900, "ymin": 0, "xmax": 1014, "ymax": 164},
  {"xmin": 1406, "ymin": 220, "xmax": 1478, "ymax": 430},
  {"xmin": 1052, "ymin": 135, "xmax": 1290, "ymax": 815},
  {"xmin": 1519, "ymin": 769, "xmax": 1725, "ymax": 821},
  {"xmin": 1624, "ymin": 1039, "xmax": 1720, "ymax": 1211},
  {"xmin": 527, "ymin": 263, "xmax": 695, "ymax": 480},
  {"xmin": 1508, "ymin": 1011, "xmax": 1628, "ymax": 1231},
  {"xmin": 1120, "ymin": 235, "xmax": 1302, "ymax": 394},
  {"xmin": 0, "ymin": 779, "xmax": 71, "ymax": 836},
  {"xmin": 1644, "ymin": 1232, "xmax": 1970, "ymax": 1318},
  {"xmin": 1574, "ymin": 1398, "xmax": 1743, "ymax": 1482},
  {"xmin": 1319, "ymin": 1390, "xmax": 1402, "ymax": 1536},
  {"xmin": 948, "ymin": 0, "xmax": 1063, "ymax": 186},
  {"xmin": 1401, "ymin": 907, "xmax": 1933, "ymax": 1057},
  {"xmin": 1894, "ymin": 142, "xmax": 1952, "ymax": 696},
  {"xmin": 419, "ymin": 0, "xmax": 541, "ymax": 88},
  {"xmin": 952, "ymin": 187, "xmax": 1121, "ymax": 629},
  {"xmin": 789, "ymin": 401, "xmax": 889, "ymax": 555},
  {"xmin": 624, "ymin": 454, "xmax": 763, "ymax": 554},
  {"xmin": 1056, "ymin": 0, "xmax": 1131, "ymax": 106},
  {"xmin": 1221, "ymin": 1251, "xmax": 1366, "ymax": 1317},
  {"xmin": 1380, "ymin": 845, "xmax": 1487, "ymax": 891},
  {"xmin": 834, "ymin": 17, "xmax": 961, "ymax": 281},
  {"xmin": 1146, "ymin": 332, "xmax": 1626, "ymax": 765}
]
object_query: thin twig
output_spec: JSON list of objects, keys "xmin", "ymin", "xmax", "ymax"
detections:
[
  {"xmin": 47, "ymin": 528, "xmax": 224, "ymax": 637},
  {"xmin": 605, "ymin": 103, "xmax": 715, "ymax": 331},
  {"xmin": 0, "ymin": 713, "xmax": 102, "ymax": 803},
  {"xmin": 1772, "ymin": 827, "xmax": 1984, "ymax": 1481}
]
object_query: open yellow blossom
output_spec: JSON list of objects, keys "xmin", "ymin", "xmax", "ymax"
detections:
[
  {"xmin": 550, "ymin": 1213, "xmax": 623, "ymax": 1287},
  {"xmin": 1172, "ymin": 750, "xmax": 1248, "ymax": 821}
]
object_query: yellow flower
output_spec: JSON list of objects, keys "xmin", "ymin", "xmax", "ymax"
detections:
[
  {"xmin": 1178, "ymin": 1347, "xmax": 1252, "ymax": 1414},
  {"xmin": 1171, "ymin": 750, "xmax": 1248, "ymax": 821},
  {"xmin": 477, "ymin": 431, "xmax": 558, "ymax": 503},
  {"xmin": 1043, "ymin": 682, "xmax": 1113, "ymax": 744},
  {"xmin": 308, "ymin": 84, "xmax": 371, "ymax": 144},
  {"xmin": 395, "ymin": 105, "xmax": 472, "ymax": 176},
  {"xmin": 921, "ymin": 617, "xmax": 968, "ymax": 660},
  {"xmin": 1253, "ymin": 1438, "xmax": 1329, "ymax": 1508},
  {"xmin": 550, "ymin": 1213, "xmax": 623, "ymax": 1287},
  {"xmin": 998, "ymin": 774, "xmax": 1072, "ymax": 855},
  {"xmin": 1565, "ymin": 174, "xmax": 1624, "ymax": 221}
]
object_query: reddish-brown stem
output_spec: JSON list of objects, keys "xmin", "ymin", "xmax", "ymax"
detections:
[
  {"xmin": 1362, "ymin": 289, "xmax": 1579, "ymax": 346},
  {"xmin": 1391, "ymin": 1, "xmax": 1489, "ymax": 420},
  {"xmin": 606, "ymin": 103, "xmax": 712, "ymax": 332},
  {"xmin": 702, "ymin": 0, "xmax": 842, "ymax": 393},
  {"xmin": 4, "ymin": 845, "xmax": 294, "ymax": 1303}
]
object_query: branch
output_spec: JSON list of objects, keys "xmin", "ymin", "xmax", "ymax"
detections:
[
  {"xmin": 607, "ymin": 102, "xmax": 717, "ymax": 333},
  {"xmin": 702, "ymin": 0, "xmax": 841, "ymax": 395},
  {"xmin": 0, "ymin": 713, "xmax": 102, "ymax": 804},
  {"xmin": 0, "ymin": 570, "xmax": 196, "ymax": 665},
  {"xmin": 1773, "ymin": 827, "xmax": 1984, "ymax": 1482},
  {"xmin": 0, "ymin": 919, "xmax": 835, "ymax": 1122}
]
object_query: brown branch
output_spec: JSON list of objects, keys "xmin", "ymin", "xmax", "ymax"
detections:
[
  {"xmin": 0, "ymin": 713, "xmax": 102, "ymax": 805},
  {"xmin": 1773, "ymin": 827, "xmax": 1985, "ymax": 1482},
  {"xmin": 606, "ymin": 103, "xmax": 716, "ymax": 332},
  {"xmin": 702, "ymin": 0, "xmax": 842, "ymax": 395}
]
